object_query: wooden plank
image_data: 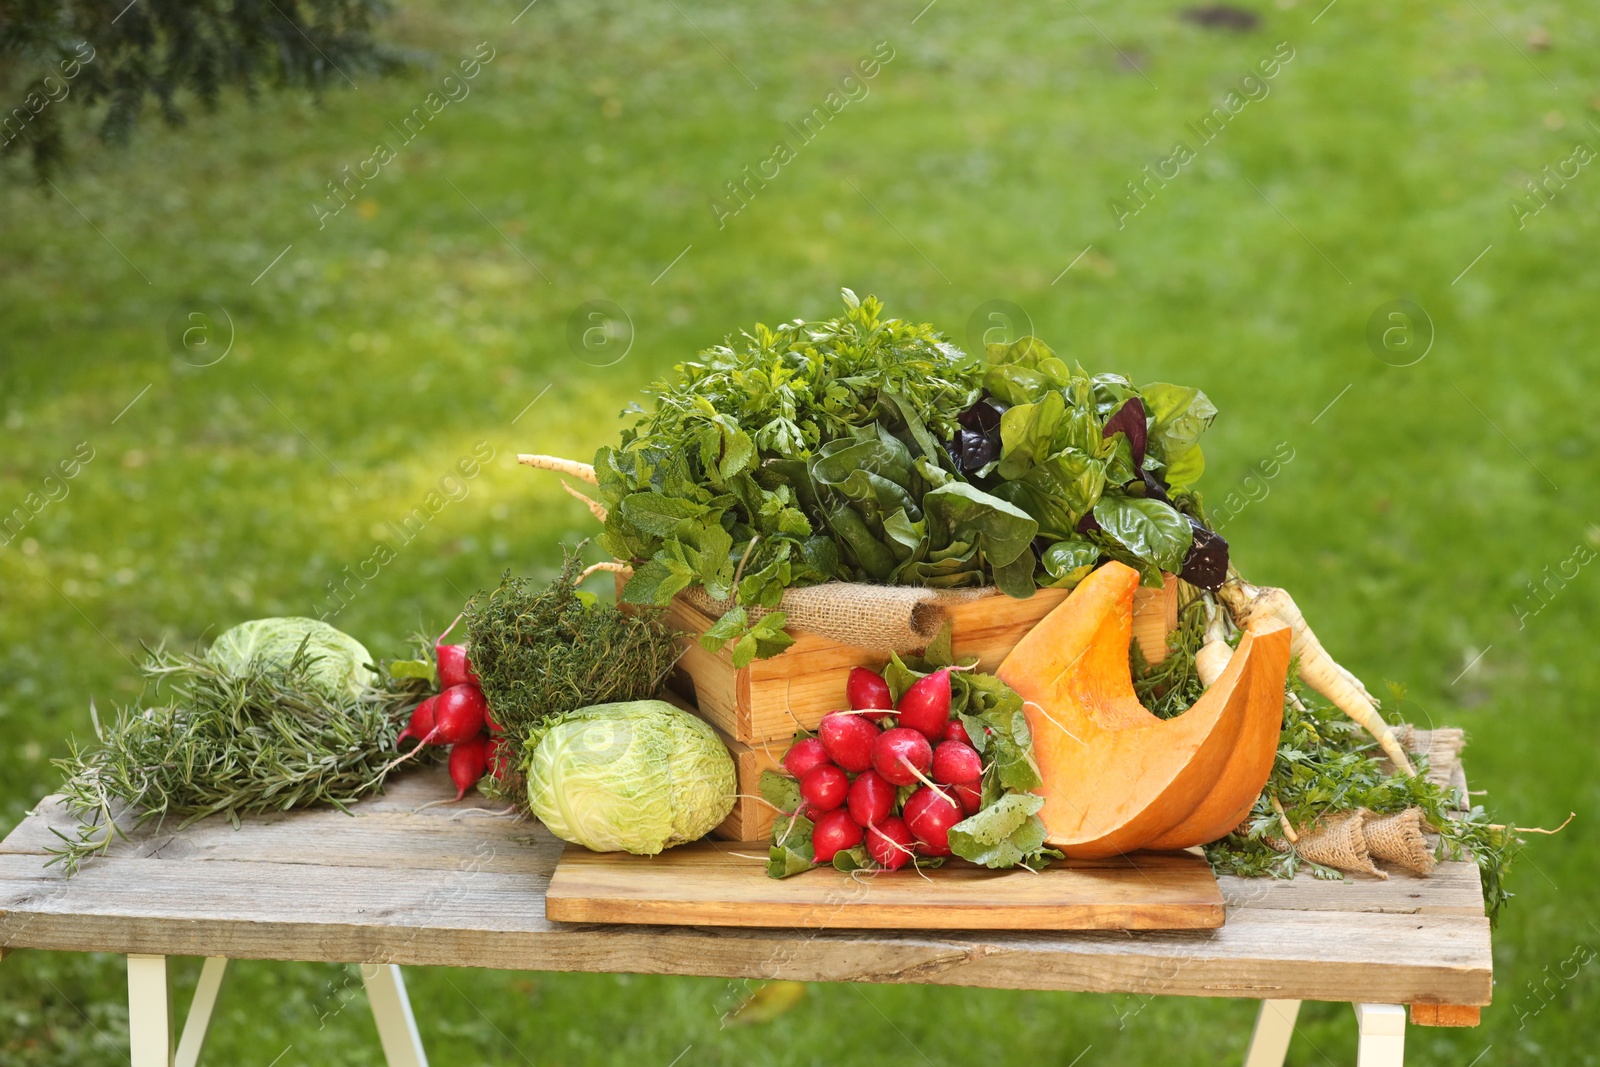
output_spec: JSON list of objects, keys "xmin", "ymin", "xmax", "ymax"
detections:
[
  {"xmin": 1217, "ymin": 862, "xmax": 1485, "ymax": 917},
  {"xmin": 0, "ymin": 768, "xmax": 544, "ymax": 876},
  {"xmin": 546, "ymin": 841, "xmax": 1225, "ymax": 931},
  {"xmin": 0, "ymin": 851, "xmax": 1491, "ymax": 1004}
]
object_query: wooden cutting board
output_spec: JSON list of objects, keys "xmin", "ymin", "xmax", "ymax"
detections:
[{"xmin": 545, "ymin": 839, "xmax": 1225, "ymax": 930}]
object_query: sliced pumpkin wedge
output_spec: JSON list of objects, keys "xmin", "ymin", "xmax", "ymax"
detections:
[{"xmin": 997, "ymin": 562, "xmax": 1291, "ymax": 858}]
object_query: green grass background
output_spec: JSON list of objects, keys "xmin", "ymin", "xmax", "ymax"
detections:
[{"xmin": 2, "ymin": 0, "xmax": 1596, "ymax": 1062}]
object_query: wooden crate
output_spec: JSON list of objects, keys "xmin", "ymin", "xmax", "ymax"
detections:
[
  {"xmin": 665, "ymin": 580, "xmax": 1178, "ymax": 745},
  {"xmin": 714, "ymin": 731, "xmax": 788, "ymax": 841}
]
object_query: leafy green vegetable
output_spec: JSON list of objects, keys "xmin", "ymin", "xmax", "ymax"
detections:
[
  {"xmin": 946, "ymin": 792, "xmax": 1060, "ymax": 870},
  {"xmin": 1092, "ymin": 495, "xmax": 1194, "ymax": 576},
  {"xmin": 600, "ymin": 293, "xmax": 1226, "ymax": 656},
  {"xmin": 205, "ymin": 616, "xmax": 376, "ymax": 699},
  {"xmin": 524, "ymin": 699, "xmax": 736, "ymax": 855}
]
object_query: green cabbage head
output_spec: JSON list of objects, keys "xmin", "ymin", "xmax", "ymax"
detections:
[
  {"xmin": 525, "ymin": 699, "xmax": 735, "ymax": 855},
  {"xmin": 205, "ymin": 617, "xmax": 376, "ymax": 699}
]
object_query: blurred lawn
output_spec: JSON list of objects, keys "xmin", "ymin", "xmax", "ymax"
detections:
[{"xmin": 2, "ymin": 0, "xmax": 1597, "ymax": 1063}]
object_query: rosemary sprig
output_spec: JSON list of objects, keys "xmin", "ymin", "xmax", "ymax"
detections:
[{"xmin": 47, "ymin": 641, "xmax": 431, "ymax": 875}]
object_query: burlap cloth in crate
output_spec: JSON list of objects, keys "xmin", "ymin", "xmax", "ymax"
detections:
[{"xmin": 679, "ymin": 583, "xmax": 998, "ymax": 654}]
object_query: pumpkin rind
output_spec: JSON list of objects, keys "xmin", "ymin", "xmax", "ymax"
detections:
[{"xmin": 997, "ymin": 562, "xmax": 1291, "ymax": 858}]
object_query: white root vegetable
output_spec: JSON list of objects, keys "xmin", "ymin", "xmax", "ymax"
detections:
[
  {"xmin": 1218, "ymin": 578, "xmax": 1416, "ymax": 776},
  {"xmin": 560, "ymin": 481, "xmax": 608, "ymax": 523},
  {"xmin": 518, "ymin": 454, "xmax": 597, "ymax": 484},
  {"xmin": 578, "ymin": 560, "xmax": 630, "ymax": 583},
  {"xmin": 1194, "ymin": 599, "xmax": 1233, "ymax": 688}
]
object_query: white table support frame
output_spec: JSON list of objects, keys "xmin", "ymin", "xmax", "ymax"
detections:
[
  {"xmin": 126, "ymin": 953, "xmax": 1411, "ymax": 1067},
  {"xmin": 1243, "ymin": 999, "xmax": 1406, "ymax": 1067},
  {"xmin": 125, "ymin": 954, "xmax": 429, "ymax": 1067}
]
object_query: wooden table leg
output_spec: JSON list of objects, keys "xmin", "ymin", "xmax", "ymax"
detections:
[
  {"xmin": 127, "ymin": 954, "xmax": 173, "ymax": 1067},
  {"xmin": 1354, "ymin": 1003, "xmax": 1407, "ymax": 1066},
  {"xmin": 1243, "ymin": 999, "xmax": 1301, "ymax": 1067},
  {"xmin": 174, "ymin": 957, "xmax": 228, "ymax": 1067},
  {"xmin": 361, "ymin": 963, "xmax": 429, "ymax": 1067}
]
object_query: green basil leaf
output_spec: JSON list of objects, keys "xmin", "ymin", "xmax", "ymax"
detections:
[{"xmin": 1092, "ymin": 494, "xmax": 1194, "ymax": 573}]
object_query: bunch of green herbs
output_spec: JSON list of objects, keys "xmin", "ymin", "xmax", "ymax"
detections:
[
  {"xmin": 49, "ymin": 640, "xmax": 430, "ymax": 875},
  {"xmin": 465, "ymin": 552, "xmax": 683, "ymax": 798},
  {"xmin": 597, "ymin": 290, "xmax": 1227, "ymax": 660}
]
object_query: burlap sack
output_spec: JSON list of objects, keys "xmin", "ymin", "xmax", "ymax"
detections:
[
  {"xmin": 680, "ymin": 583, "xmax": 998, "ymax": 654},
  {"xmin": 1269, "ymin": 810, "xmax": 1386, "ymax": 879},
  {"xmin": 1363, "ymin": 808, "xmax": 1437, "ymax": 876}
]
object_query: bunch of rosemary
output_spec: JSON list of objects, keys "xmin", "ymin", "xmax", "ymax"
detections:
[
  {"xmin": 466, "ymin": 554, "xmax": 682, "ymax": 796},
  {"xmin": 49, "ymin": 643, "xmax": 430, "ymax": 875}
]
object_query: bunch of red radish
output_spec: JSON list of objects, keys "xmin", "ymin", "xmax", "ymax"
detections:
[
  {"xmin": 395, "ymin": 627, "xmax": 510, "ymax": 801},
  {"xmin": 779, "ymin": 666, "xmax": 984, "ymax": 871}
]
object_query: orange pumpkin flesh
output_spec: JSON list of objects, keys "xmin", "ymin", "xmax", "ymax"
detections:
[{"xmin": 997, "ymin": 562, "xmax": 1291, "ymax": 858}]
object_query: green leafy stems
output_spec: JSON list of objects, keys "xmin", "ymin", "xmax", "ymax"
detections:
[{"xmin": 598, "ymin": 290, "xmax": 1225, "ymax": 658}]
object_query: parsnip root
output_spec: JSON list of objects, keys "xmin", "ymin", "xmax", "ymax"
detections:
[
  {"xmin": 518, "ymin": 454, "xmax": 597, "ymax": 484},
  {"xmin": 1219, "ymin": 578, "xmax": 1416, "ymax": 776},
  {"xmin": 560, "ymin": 481, "xmax": 608, "ymax": 522},
  {"xmin": 1194, "ymin": 599, "xmax": 1233, "ymax": 687},
  {"xmin": 577, "ymin": 560, "xmax": 630, "ymax": 583}
]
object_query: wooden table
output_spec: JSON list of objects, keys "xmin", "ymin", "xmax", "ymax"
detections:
[{"xmin": 0, "ymin": 758, "xmax": 1491, "ymax": 1067}]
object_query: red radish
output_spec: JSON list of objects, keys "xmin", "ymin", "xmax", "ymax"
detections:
[
  {"xmin": 895, "ymin": 669, "xmax": 952, "ymax": 741},
  {"xmin": 872, "ymin": 727, "xmax": 932, "ymax": 787},
  {"xmin": 819, "ymin": 712, "xmax": 879, "ymax": 774},
  {"xmin": 783, "ymin": 737, "xmax": 832, "ymax": 780},
  {"xmin": 487, "ymin": 737, "xmax": 514, "ymax": 780},
  {"xmin": 396, "ymin": 696, "xmax": 438, "ymax": 750},
  {"xmin": 847, "ymin": 667, "xmax": 894, "ymax": 711},
  {"xmin": 943, "ymin": 719, "xmax": 971, "ymax": 746},
  {"xmin": 436, "ymin": 643, "xmax": 479, "ymax": 689},
  {"xmin": 866, "ymin": 816, "xmax": 916, "ymax": 871},
  {"xmin": 812, "ymin": 808, "xmax": 864, "ymax": 864},
  {"xmin": 430, "ymin": 684, "xmax": 488, "ymax": 745},
  {"xmin": 932, "ymin": 740, "xmax": 982, "ymax": 785},
  {"xmin": 954, "ymin": 780, "xmax": 983, "ymax": 815},
  {"xmin": 903, "ymin": 786, "xmax": 964, "ymax": 854},
  {"xmin": 448, "ymin": 734, "xmax": 492, "ymax": 800},
  {"xmin": 483, "ymin": 699, "xmax": 504, "ymax": 735},
  {"xmin": 800, "ymin": 764, "xmax": 850, "ymax": 814},
  {"xmin": 847, "ymin": 769, "xmax": 896, "ymax": 828}
]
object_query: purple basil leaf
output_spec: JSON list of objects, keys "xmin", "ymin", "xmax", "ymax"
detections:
[
  {"xmin": 1102, "ymin": 397, "xmax": 1147, "ymax": 468},
  {"xmin": 1178, "ymin": 517, "xmax": 1229, "ymax": 590},
  {"xmin": 958, "ymin": 394, "xmax": 1009, "ymax": 434}
]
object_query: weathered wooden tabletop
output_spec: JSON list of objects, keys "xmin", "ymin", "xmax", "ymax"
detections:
[{"xmin": 0, "ymin": 739, "xmax": 1492, "ymax": 1010}]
